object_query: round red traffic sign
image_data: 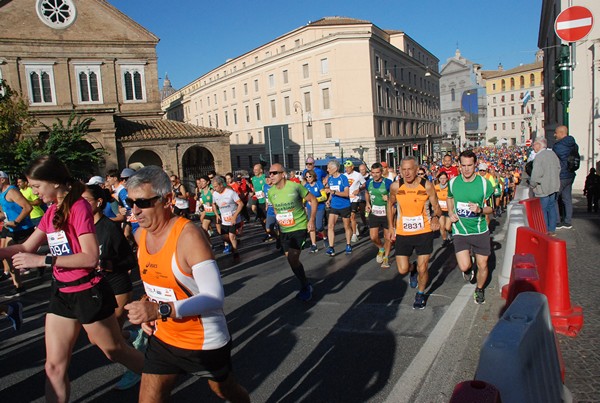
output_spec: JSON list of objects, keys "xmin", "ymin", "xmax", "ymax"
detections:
[
  {"xmin": 412, "ymin": 144, "xmax": 418, "ymax": 151},
  {"xmin": 525, "ymin": 139, "xmax": 532, "ymax": 147},
  {"xmin": 555, "ymin": 6, "xmax": 594, "ymax": 42}
]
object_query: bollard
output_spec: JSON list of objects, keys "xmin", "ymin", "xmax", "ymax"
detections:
[
  {"xmin": 515, "ymin": 227, "xmax": 583, "ymax": 337},
  {"xmin": 449, "ymin": 380, "xmax": 502, "ymax": 403},
  {"xmin": 498, "ymin": 205, "xmax": 527, "ymax": 292},
  {"xmin": 476, "ymin": 292, "xmax": 565, "ymax": 403}
]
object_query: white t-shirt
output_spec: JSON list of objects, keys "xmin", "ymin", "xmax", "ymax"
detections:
[
  {"xmin": 344, "ymin": 171, "xmax": 366, "ymax": 203},
  {"xmin": 212, "ymin": 188, "xmax": 241, "ymax": 226}
]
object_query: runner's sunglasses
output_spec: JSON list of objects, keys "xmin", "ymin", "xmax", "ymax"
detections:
[{"xmin": 125, "ymin": 195, "xmax": 161, "ymax": 209}]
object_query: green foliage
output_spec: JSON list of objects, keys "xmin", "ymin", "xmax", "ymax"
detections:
[{"xmin": 488, "ymin": 136, "xmax": 498, "ymax": 145}]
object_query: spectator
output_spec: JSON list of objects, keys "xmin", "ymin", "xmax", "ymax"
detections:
[
  {"xmin": 584, "ymin": 168, "xmax": 600, "ymax": 213},
  {"xmin": 552, "ymin": 125, "xmax": 578, "ymax": 229},
  {"xmin": 529, "ymin": 137, "xmax": 561, "ymax": 234}
]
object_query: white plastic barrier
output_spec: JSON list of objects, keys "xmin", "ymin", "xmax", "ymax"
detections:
[
  {"xmin": 475, "ymin": 292, "xmax": 568, "ymax": 403},
  {"xmin": 498, "ymin": 204, "xmax": 527, "ymax": 290},
  {"xmin": 513, "ymin": 185, "xmax": 532, "ymax": 203}
]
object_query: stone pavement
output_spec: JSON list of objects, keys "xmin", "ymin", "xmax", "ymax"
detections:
[{"xmin": 556, "ymin": 195, "xmax": 600, "ymax": 403}]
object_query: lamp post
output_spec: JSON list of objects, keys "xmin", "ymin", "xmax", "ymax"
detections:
[
  {"xmin": 307, "ymin": 113, "xmax": 314, "ymax": 157},
  {"xmin": 293, "ymin": 101, "xmax": 306, "ymax": 164}
]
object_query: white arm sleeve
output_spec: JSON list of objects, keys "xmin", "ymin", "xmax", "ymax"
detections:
[{"xmin": 172, "ymin": 259, "xmax": 225, "ymax": 319}]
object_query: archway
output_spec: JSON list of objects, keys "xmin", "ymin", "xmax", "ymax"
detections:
[
  {"xmin": 128, "ymin": 149, "xmax": 163, "ymax": 170},
  {"xmin": 182, "ymin": 146, "xmax": 215, "ymax": 190}
]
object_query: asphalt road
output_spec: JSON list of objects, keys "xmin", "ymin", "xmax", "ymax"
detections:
[{"xmin": 0, "ymin": 219, "xmax": 502, "ymax": 402}]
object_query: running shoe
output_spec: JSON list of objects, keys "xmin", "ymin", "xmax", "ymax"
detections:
[
  {"xmin": 462, "ymin": 269, "xmax": 475, "ymax": 282},
  {"xmin": 562, "ymin": 223, "xmax": 573, "ymax": 229},
  {"xmin": 263, "ymin": 235, "xmax": 274, "ymax": 242},
  {"xmin": 376, "ymin": 248, "xmax": 385, "ymax": 263},
  {"xmin": 114, "ymin": 370, "xmax": 141, "ymax": 390},
  {"xmin": 474, "ymin": 288, "xmax": 485, "ymax": 304},
  {"xmin": 309, "ymin": 244, "xmax": 318, "ymax": 253},
  {"xmin": 345, "ymin": 244, "xmax": 352, "ymax": 255},
  {"xmin": 413, "ymin": 292, "xmax": 426, "ymax": 310},
  {"xmin": 223, "ymin": 244, "xmax": 232, "ymax": 255},
  {"xmin": 0, "ymin": 272, "xmax": 10, "ymax": 281},
  {"xmin": 5, "ymin": 287, "xmax": 25, "ymax": 298},
  {"xmin": 381, "ymin": 257, "xmax": 390, "ymax": 269},
  {"xmin": 351, "ymin": 234, "xmax": 359, "ymax": 243},
  {"xmin": 409, "ymin": 270, "xmax": 418, "ymax": 289},
  {"xmin": 296, "ymin": 283, "xmax": 313, "ymax": 302},
  {"xmin": 326, "ymin": 247, "xmax": 335, "ymax": 257},
  {"xmin": 6, "ymin": 302, "xmax": 23, "ymax": 331},
  {"xmin": 132, "ymin": 328, "xmax": 148, "ymax": 351}
]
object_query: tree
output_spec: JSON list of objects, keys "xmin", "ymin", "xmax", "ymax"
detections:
[{"xmin": 488, "ymin": 136, "xmax": 498, "ymax": 146}]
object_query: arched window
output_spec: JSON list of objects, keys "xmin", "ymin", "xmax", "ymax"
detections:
[
  {"xmin": 530, "ymin": 73, "xmax": 535, "ymax": 86},
  {"xmin": 519, "ymin": 76, "xmax": 525, "ymax": 89}
]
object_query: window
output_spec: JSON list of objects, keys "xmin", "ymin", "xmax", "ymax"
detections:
[
  {"xmin": 74, "ymin": 64, "xmax": 102, "ymax": 103},
  {"xmin": 377, "ymin": 85, "xmax": 383, "ymax": 107},
  {"xmin": 492, "ymin": 83, "xmax": 496, "ymax": 91},
  {"xmin": 510, "ymin": 78, "xmax": 515, "ymax": 90},
  {"xmin": 303, "ymin": 92, "xmax": 311, "ymax": 112},
  {"xmin": 322, "ymin": 88, "xmax": 330, "ymax": 110},
  {"xmin": 245, "ymin": 105, "xmax": 250, "ymax": 122},
  {"xmin": 502, "ymin": 123, "xmax": 506, "ymax": 130},
  {"xmin": 232, "ymin": 87, "xmax": 236, "ymax": 99},
  {"xmin": 450, "ymin": 88, "xmax": 455, "ymax": 102},
  {"xmin": 223, "ymin": 90, "xmax": 227, "ymax": 102},
  {"xmin": 214, "ymin": 94, "xmax": 217, "ymax": 105},
  {"xmin": 283, "ymin": 70, "xmax": 289, "ymax": 84},
  {"xmin": 386, "ymin": 88, "xmax": 391, "ymax": 108},
  {"xmin": 121, "ymin": 64, "xmax": 146, "ymax": 102},
  {"xmin": 214, "ymin": 114, "xmax": 218, "ymax": 127},
  {"xmin": 254, "ymin": 79, "xmax": 259, "ymax": 92},
  {"xmin": 501, "ymin": 80, "xmax": 506, "ymax": 91},
  {"xmin": 375, "ymin": 56, "xmax": 380, "ymax": 73},
  {"xmin": 530, "ymin": 74, "xmax": 535, "ymax": 87},
  {"xmin": 501, "ymin": 95, "xmax": 505, "ymax": 102},
  {"xmin": 281, "ymin": 45, "xmax": 286, "ymax": 52},
  {"xmin": 36, "ymin": 0, "xmax": 77, "ymax": 29},
  {"xmin": 26, "ymin": 63, "xmax": 56, "ymax": 105},
  {"xmin": 244, "ymin": 83, "xmax": 248, "ymax": 95},
  {"xmin": 268, "ymin": 74, "xmax": 275, "ymax": 88},
  {"xmin": 511, "ymin": 106, "xmax": 515, "ymax": 115},
  {"xmin": 233, "ymin": 109, "xmax": 237, "ymax": 124},
  {"xmin": 493, "ymin": 124, "xmax": 497, "ymax": 130},
  {"xmin": 502, "ymin": 107, "xmax": 505, "ymax": 116},
  {"xmin": 325, "ymin": 123, "xmax": 332, "ymax": 138},
  {"xmin": 302, "ymin": 63, "xmax": 309, "ymax": 79},
  {"xmin": 520, "ymin": 76, "xmax": 525, "ymax": 89},
  {"xmin": 511, "ymin": 122, "xmax": 515, "ymax": 129},
  {"xmin": 493, "ymin": 109, "xmax": 497, "ymax": 117},
  {"xmin": 270, "ymin": 99, "xmax": 276, "ymax": 118},
  {"xmin": 321, "ymin": 58, "xmax": 329, "ymax": 74},
  {"xmin": 224, "ymin": 111, "xmax": 229, "ymax": 126},
  {"xmin": 510, "ymin": 94, "xmax": 514, "ymax": 101},
  {"xmin": 255, "ymin": 103, "xmax": 261, "ymax": 120},
  {"xmin": 284, "ymin": 96, "xmax": 290, "ymax": 115}
]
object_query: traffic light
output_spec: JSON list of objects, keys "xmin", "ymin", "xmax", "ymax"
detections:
[{"xmin": 554, "ymin": 45, "xmax": 570, "ymax": 105}]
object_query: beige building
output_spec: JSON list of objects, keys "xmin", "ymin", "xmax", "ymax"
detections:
[
  {"xmin": 0, "ymin": 0, "xmax": 230, "ymax": 181},
  {"xmin": 482, "ymin": 55, "xmax": 545, "ymax": 146},
  {"xmin": 539, "ymin": 0, "xmax": 600, "ymax": 190},
  {"xmin": 162, "ymin": 17, "xmax": 441, "ymax": 170}
]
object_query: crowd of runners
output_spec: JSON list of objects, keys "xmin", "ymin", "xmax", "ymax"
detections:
[{"xmin": 0, "ymin": 145, "xmax": 526, "ymax": 401}]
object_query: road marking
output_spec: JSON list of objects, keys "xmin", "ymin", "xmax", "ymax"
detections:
[{"xmin": 385, "ymin": 283, "xmax": 472, "ymax": 403}]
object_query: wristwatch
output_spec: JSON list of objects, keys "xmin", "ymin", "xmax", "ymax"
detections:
[
  {"xmin": 158, "ymin": 302, "xmax": 172, "ymax": 322},
  {"xmin": 44, "ymin": 254, "xmax": 55, "ymax": 268}
]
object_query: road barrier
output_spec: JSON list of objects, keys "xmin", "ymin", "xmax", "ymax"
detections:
[
  {"xmin": 449, "ymin": 380, "xmax": 501, "ymax": 402},
  {"xmin": 515, "ymin": 227, "xmax": 583, "ymax": 337},
  {"xmin": 519, "ymin": 197, "xmax": 547, "ymax": 233},
  {"xmin": 501, "ymin": 253, "xmax": 540, "ymax": 300},
  {"xmin": 475, "ymin": 292, "xmax": 569, "ymax": 403},
  {"xmin": 498, "ymin": 204, "xmax": 527, "ymax": 291}
]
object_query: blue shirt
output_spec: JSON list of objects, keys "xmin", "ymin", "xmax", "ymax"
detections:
[
  {"xmin": 304, "ymin": 181, "xmax": 325, "ymax": 211},
  {"xmin": 327, "ymin": 174, "xmax": 351, "ymax": 209},
  {"xmin": 0, "ymin": 185, "xmax": 34, "ymax": 232},
  {"xmin": 263, "ymin": 184, "xmax": 275, "ymax": 216}
]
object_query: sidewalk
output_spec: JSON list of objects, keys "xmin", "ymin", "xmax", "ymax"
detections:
[{"xmin": 556, "ymin": 195, "xmax": 600, "ymax": 402}]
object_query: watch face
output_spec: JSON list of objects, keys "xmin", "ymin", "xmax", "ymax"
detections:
[{"xmin": 159, "ymin": 303, "xmax": 171, "ymax": 315}]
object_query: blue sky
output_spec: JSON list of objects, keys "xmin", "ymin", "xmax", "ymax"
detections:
[{"xmin": 109, "ymin": 0, "xmax": 543, "ymax": 90}]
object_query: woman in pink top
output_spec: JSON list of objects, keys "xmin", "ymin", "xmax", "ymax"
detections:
[{"xmin": 0, "ymin": 155, "xmax": 143, "ymax": 402}]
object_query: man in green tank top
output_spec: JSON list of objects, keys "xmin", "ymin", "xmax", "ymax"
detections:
[{"xmin": 267, "ymin": 163, "xmax": 317, "ymax": 302}]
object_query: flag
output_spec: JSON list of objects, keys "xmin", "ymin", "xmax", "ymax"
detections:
[{"xmin": 522, "ymin": 91, "xmax": 531, "ymax": 107}]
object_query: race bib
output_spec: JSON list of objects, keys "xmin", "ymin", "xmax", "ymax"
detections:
[
  {"xmin": 439, "ymin": 200, "xmax": 447, "ymax": 210},
  {"xmin": 402, "ymin": 215, "xmax": 424, "ymax": 232},
  {"xmin": 276, "ymin": 211, "xmax": 295, "ymax": 227},
  {"xmin": 221, "ymin": 211, "xmax": 234, "ymax": 225},
  {"xmin": 456, "ymin": 202, "xmax": 477, "ymax": 218},
  {"xmin": 143, "ymin": 282, "xmax": 177, "ymax": 303},
  {"xmin": 47, "ymin": 230, "xmax": 73, "ymax": 256},
  {"xmin": 255, "ymin": 191, "xmax": 265, "ymax": 199},
  {"xmin": 330, "ymin": 185, "xmax": 340, "ymax": 192},
  {"xmin": 203, "ymin": 204, "xmax": 213, "ymax": 213},
  {"xmin": 372, "ymin": 205, "xmax": 387, "ymax": 217}
]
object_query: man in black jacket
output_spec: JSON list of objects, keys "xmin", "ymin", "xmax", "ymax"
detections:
[{"xmin": 552, "ymin": 125, "xmax": 578, "ymax": 229}]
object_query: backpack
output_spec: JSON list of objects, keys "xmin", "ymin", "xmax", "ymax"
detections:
[{"xmin": 567, "ymin": 145, "xmax": 580, "ymax": 172}]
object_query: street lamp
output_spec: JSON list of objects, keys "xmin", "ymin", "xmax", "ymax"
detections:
[
  {"xmin": 293, "ymin": 101, "xmax": 306, "ymax": 164},
  {"xmin": 306, "ymin": 113, "xmax": 314, "ymax": 157}
]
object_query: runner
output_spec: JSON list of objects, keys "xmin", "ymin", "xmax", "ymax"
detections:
[
  {"xmin": 196, "ymin": 176, "xmax": 219, "ymax": 237},
  {"xmin": 435, "ymin": 171, "xmax": 452, "ymax": 247},
  {"xmin": 387, "ymin": 156, "xmax": 442, "ymax": 309},
  {"xmin": 212, "ymin": 176, "xmax": 244, "ymax": 262},
  {"xmin": 303, "ymin": 168, "xmax": 328, "ymax": 252},
  {"xmin": 0, "ymin": 301, "xmax": 23, "ymax": 331},
  {"xmin": 267, "ymin": 163, "xmax": 317, "ymax": 301},
  {"xmin": 439, "ymin": 154, "xmax": 459, "ymax": 179},
  {"xmin": 447, "ymin": 150, "xmax": 494, "ymax": 304},
  {"xmin": 249, "ymin": 164, "xmax": 267, "ymax": 226},
  {"xmin": 263, "ymin": 176, "xmax": 278, "ymax": 243},
  {"xmin": 17, "ymin": 176, "xmax": 45, "ymax": 227},
  {"xmin": 325, "ymin": 160, "xmax": 353, "ymax": 256},
  {"xmin": 1, "ymin": 155, "xmax": 143, "ymax": 402},
  {"xmin": 123, "ymin": 166, "xmax": 249, "ymax": 403},
  {"xmin": 343, "ymin": 160, "xmax": 366, "ymax": 243},
  {"xmin": 170, "ymin": 175, "xmax": 189, "ymax": 217},
  {"xmin": 364, "ymin": 163, "xmax": 393, "ymax": 268}
]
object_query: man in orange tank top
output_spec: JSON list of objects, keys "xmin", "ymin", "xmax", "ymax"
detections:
[
  {"xmin": 124, "ymin": 166, "xmax": 249, "ymax": 403},
  {"xmin": 387, "ymin": 157, "xmax": 442, "ymax": 310}
]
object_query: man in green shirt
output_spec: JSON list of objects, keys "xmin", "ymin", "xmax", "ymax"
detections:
[
  {"xmin": 267, "ymin": 163, "xmax": 317, "ymax": 301},
  {"xmin": 447, "ymin": 150, "xmax": 494, "ymax": 305}
]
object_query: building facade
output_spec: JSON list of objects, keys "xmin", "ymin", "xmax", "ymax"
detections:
[
  {"xmin": 162, "ymin": 17, "xmax": 441, "ymax": 170},
  {"xmin": 539, "ymin": 0, "xmax": 600, "ymax": 190},
  {"xmin": 482, "ymin": 56, "xmax": 545, "ymax": 147},
  {"xmin": 440, "ymin": 49, "xmax": 487, "ymax": 152},
  {"xmin": 0, "ymin": 0, "xmax": 230, "ymax": 181}
]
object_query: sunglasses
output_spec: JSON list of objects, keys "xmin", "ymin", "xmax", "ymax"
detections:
[
  {"xmin": 418, "ymin": 172, "xmax": 426, "ymax": 175},
  {"xmin": 305, "ymin": 175, "xmax": 313, "ymax": 178},
  {"xmin": 269, "ymin": 171, "xmax": 284, "ymax": 176},
  {"xmin": 125, "ymin": 195, "xmax": 161, "ymax": 209},
  {"xmin": 306, "ymin": 162, "xmax": 314, "ymax": 165}
]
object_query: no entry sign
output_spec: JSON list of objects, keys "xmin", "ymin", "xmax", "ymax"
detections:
[
  {"xmin": 555, "ymin": 6, "xmax": 594, "ymax": 42},
  {"xmin": 525, "ymin": 139, "xmax": 532, "ymax": 147},
  {"xmin": 412, "ymin": 144, "xmax": 418, "ymax": 151}
]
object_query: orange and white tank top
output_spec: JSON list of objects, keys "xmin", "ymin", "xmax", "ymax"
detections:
[
  {"xmin": 139, "ymin": 217, "xmax": 230, "ymax": 350},
  {"xmin": 435, "ymin": 184, "xmax": 449, "ymax": 212},
  {"xmin": 395, "ymin": 178, "xmax": 432, "ymax": 236}
]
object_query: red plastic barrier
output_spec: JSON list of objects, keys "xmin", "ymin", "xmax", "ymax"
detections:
[
  {"xmin": 449, "ymin": 380, "xmax": 501, "ymax": 403},
  {"xmin": 501, "ymin": 253, "xmax": 541, "ymax": 301},
  {"xmin": 515, "ymin": 226, "xmax": 583, "ymax": 337},
  {"xmin": 519, "ymin": 197, "xmax": 547, "ymax": 233}
]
